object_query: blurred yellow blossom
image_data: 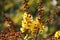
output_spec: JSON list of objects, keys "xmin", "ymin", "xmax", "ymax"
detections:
[
  {"xmin": 12, "ymin": 16, "xmax": 20, "ymax": 23},
  {"xmin": 11, "ymin": 12, "xmax": 23, "ymax": 24},
  {"xmin": 4, "ymin": 2, "xmax": 13, "ymax": 10},
  {"xmin": 3, "ymin": 21, "xmax": 10, "ymax": 27},
  {"xmin": 55, "ymin": 31, "xmax": 60, "ymax": 39}
]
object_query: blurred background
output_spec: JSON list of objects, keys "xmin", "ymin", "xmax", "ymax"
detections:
[{"xmin": 0, "ymin": 0, "xmax": 60, "ymax": 39}]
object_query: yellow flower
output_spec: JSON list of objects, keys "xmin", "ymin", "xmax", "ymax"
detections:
[
  {"xmin": 30, "ymin": 17, "xmax": 45, "ymax": 34},
  {"xmin": 26, "ymin": 15, "xmax": 33, "ymax": 22},
  {"xmin": 20, "ymin": 28, "xmax": 26, "ymax": 33},
  {"xmin": 55, "ymin": 31, "xmax": 60, "ymax": 39},
  {"xmin": 22, "ymin": 21, "xmax": 27, "ymax": 27},
  {"xmin": 20, "ymin": 12, "xmax": 45, "ymax": 33},
  {"xmin": 30, "ymin": 21, "xmax": 36, "ymax": 33},
  {"xmin": 23, "ymin": 12, "xmax": 27, "ymax": 17},
  {"xmin": 35, "ymin": 17, "xmax": 45, "ymax": 32},
  {"xmin": 21, "ymin": 12, "xmax": 34, "ymax": 32},
  {"xmin": 40, "ymin": 25, "xmax": 45, "ymax": 32},
  {"xmin": 23, "ymin": 12, "xmax": 33, "ymax": 22}
]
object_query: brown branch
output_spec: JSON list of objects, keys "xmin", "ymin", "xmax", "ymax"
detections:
[
  {"xmin": 2, "ymin": 12, "xmax": 15, "ymax": 32},
  {"xmin": 43, "ymin": 33, "xmax": 52, "ymax": 40},
  {"xmin": 23, "ymin": 0, "xmax": 30, "ymax": 14},
  {"xmin": 37, "ymin": 1, "xmax": 44, "ymax": 24},
  {"xmin": 44, "ymin": 9, "xmax": 60, "ymax": 26}
]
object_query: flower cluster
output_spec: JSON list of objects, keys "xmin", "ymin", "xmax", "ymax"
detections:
[
  {"xmin": 20, "ymin": 12, "xmax": 45, "ymax": 34},
  {"xmin": 55, "ymin": 31, "xmax": 60, "ymax": 39},
  {"xmin": 20, "ymin": 12, "xmax": 33, "ymax": 33}
]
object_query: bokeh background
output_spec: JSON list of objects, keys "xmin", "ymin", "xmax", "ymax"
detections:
[{"xmin": 0, "ymin": 0, "xmax": 60, "ymax": 40}]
